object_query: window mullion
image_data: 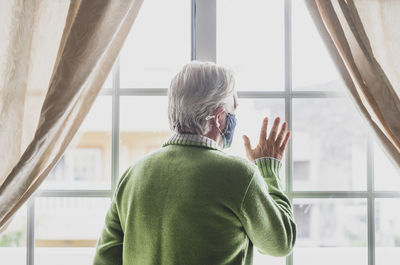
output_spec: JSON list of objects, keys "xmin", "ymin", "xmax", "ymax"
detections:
[
  {"xmin": 27, "ymin": 197, "xmax": 35, "ymax": 265},
  {"xmin": 367, "ymin": 134, "xmax": 375, "ymax": 265},
  {"xmin": 111, "ymin": 58, "xmax": 121, "ymax": 192},
  {"xmin": 193, "ymin": 0, "xmax": 216, "ymax": 62},
  {"xmin": 191, "ymin": 0, "xmax": 196, "ymax": 60},
  {"xmin": 284, "ymin": 1, "xmax": 293, "ymax": 265}
]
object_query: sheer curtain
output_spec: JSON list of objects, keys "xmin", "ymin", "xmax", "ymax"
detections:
[
  {"xmin": 305, "ymin": 0, "xmax": 400, "ymax": 174},
  {"xmin": 0, "ymin": 0, "xmax": 143, "ymax": 232}
]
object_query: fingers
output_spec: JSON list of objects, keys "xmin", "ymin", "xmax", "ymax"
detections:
[
  {"xmin": 268, "ymin": 117, "xmax": 281, "ymax": 142},
  {"xmin": 242, "ymin": 135, "xmax": 252, "ymax": 152},
  {"xmin": 259, "ymin": 117, "xmax": 268, "ymax": 144},
  {"xmin": 280, "ymin": 131, "xmax": 291, "ymax": 151},
  {"xmin": 275, "ymin": 121, "xmax": 287, "ymax": 146}
]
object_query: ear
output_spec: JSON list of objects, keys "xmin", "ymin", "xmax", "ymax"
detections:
[{"xmin": 213, "ymin": 106, "xmax": 225, "ymax": 128}]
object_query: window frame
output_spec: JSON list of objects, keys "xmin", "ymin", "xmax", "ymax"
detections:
[{"xmin": 20, "ymin": 1, "xmax": 400, "ymax": 265}]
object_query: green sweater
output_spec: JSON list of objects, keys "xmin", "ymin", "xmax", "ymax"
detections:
[{"xmin": 93, "ymin": 133, "xmax": 296, "ymax": 265}]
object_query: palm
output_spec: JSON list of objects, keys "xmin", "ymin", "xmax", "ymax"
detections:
[{"xmin": 242, "ymin": 117, "xmax": 290, "ymax": 162}]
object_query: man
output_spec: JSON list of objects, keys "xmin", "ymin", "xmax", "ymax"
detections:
[{"xmin": 93, "ymin": 61, "xmax": 296, "ymax": 265}]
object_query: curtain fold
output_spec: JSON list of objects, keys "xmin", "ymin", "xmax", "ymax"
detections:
[
  {"xmin": 305, "ymin": 0, "xmax": 400, "ymax": 174},
  {"xmin": 0, "ymin": 0, "xmax": 143, "ymax": 232}
]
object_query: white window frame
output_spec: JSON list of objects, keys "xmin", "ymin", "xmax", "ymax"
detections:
[{"xmin": 23, "ymin": 1, "xmax": 400, "ymax": 265}]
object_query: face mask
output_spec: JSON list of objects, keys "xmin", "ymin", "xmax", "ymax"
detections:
[{"xmin": 217, "ymin": 113, "xmax": 237, "ymax": 149}]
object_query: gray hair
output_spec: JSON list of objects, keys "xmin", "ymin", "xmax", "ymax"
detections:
[{"xmin": 168, "ymin": 61, "xmax": 235, "ymax": 135}]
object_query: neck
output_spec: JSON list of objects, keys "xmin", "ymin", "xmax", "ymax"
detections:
[{"xmin": 203, "ymin": 129, "xmax": 223, "ymax": 148}]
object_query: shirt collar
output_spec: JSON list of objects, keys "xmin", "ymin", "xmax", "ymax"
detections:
[{"xmin": 162, "ymin": 133, "xmax": 222, "ymax": 151}]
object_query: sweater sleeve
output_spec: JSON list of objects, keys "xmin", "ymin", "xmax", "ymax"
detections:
[
  {"xmin": 92, "ymin": 167, "xmax": 133, "ymax": 265},
  {"xmin": 238, "ymin": 157, "xmax": 296, "ymax": 257},
  {"xmin": 92, "ymin": 196, "xmax": 123, "ymax": 265}
]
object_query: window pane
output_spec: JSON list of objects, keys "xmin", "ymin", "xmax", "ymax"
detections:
[
  {"xmin": 217, "ymin": 0, "xmax": 284, "ymax": 91},
  {"xmin": 254, "ymin": 250, "xmax": 285, "ymax": 265},
  {"xmin": 40, "ymin": 96, "xmax": 112, "ymax": 190},
  {"xmin": 374, "ymin": 141, "xmax": 400, "ymax": 190},
  {"xmin": 34, "ymin": 197, "xmax": 110, "ymax": 265},
  {"xmin": 120, "ymin": 0, "xmax": 190, "ymax": 88},
  {"xmin": 293, "ymin": 199, "xmax": 367, "ymax": 265},
  {"xmin": 292, "ymin": 98, "xmax": 368, "ymax": 190},
  {"xmin": 119, "ymin": 96, "xmax": 172, "ymax": 176},
  {"xmin": 292, "ymin": 0, "xmax": 344, "ymax": 91},
  {"xmin": 226, "ymin": 99, "xmax": 286, "ymax": 188},
  {"xmin": 0, "ymin": 204, "xmax": 27, "ymax": 265},
  {"xmin": 376, "ymin": 199, "xmax": 400, "ymax": 265}
]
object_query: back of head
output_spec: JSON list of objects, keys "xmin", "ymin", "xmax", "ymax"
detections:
[{"xmin": 168, "ymin": 61, "xmax": 235, "ymax": 135}]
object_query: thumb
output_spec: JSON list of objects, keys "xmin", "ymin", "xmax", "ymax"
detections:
[{"xmin": 242, "ymin": 135, "xmax": 252, "ymax": 152}]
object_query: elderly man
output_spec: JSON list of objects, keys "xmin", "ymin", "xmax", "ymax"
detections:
[{"xmin": 93, "ymin": 61, "xmax": 296, "ymax": 265}]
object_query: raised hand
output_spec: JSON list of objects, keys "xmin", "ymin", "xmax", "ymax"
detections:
[{"xmin": 242, "ymin": 117, "xmax": 290, "ymax": 162}]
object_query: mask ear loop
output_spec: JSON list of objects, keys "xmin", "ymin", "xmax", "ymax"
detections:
[{"xmin": 205, "ymin": 115, "xmax": 224, "ymax": 134}]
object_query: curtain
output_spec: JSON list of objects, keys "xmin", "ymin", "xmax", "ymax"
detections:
[
  {"xmin": 305, "ymin": 0, "xmax": 400, "ymax": 174},
  {"xmin": 0, "ymin": 0, "xmax": 143, "ymax": 232}
]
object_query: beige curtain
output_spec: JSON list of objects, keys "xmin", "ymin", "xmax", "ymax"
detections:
[
  {"xmin": 0, "ymin": 0, "xmax": 143, "ymax": 232},
  {"xmin": 305, "ymin": 0, "xmax": 400, "ymax": 174}
]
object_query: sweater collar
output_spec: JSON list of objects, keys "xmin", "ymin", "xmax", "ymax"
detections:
[{"xmin": 162, "ymin": 133, "xmax": 222, "ymax": 151}]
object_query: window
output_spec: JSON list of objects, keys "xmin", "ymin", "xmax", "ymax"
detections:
[
  {"xmin": 293, "ymin": 204, "xmax": 311, "ymax": 239},
  {"xmin": 293, "ymin": 199, "xmax": 367, "ymax": 265},
  {"xmin": 1, "ymin": 1, "xmax": 399, "ymax": 265},
  {"xmin": 0, "ymin": 205, "xmax": 27, "ymax": 265},
  {"xmin": 293, "ymin": 161, "xmax": 310, "ymax": 181}
]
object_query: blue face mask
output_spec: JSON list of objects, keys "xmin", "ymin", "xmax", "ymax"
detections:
[{"xmin": 217, "ymin": 113, "xmax": 237, "ymax": 149}]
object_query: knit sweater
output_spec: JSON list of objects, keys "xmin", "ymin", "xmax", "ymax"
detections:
[{"xmin": 93, "ymin": 133, "xmax": 296, "ymax": 265}]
